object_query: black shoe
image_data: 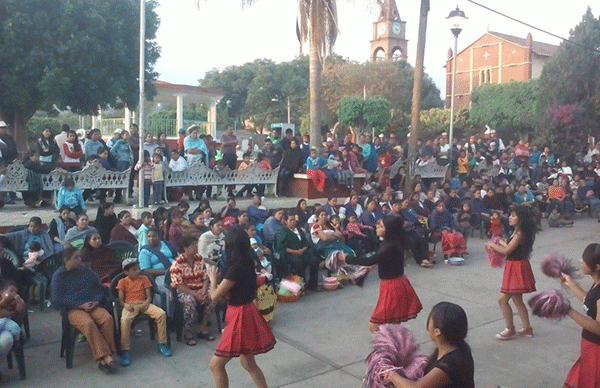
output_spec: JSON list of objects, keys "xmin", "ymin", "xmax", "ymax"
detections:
[{"xmin": 100, "ymin": 360, "xmax": 118, "ymax": 374}]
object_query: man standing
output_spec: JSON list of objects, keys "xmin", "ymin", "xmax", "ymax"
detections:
[
  {"xmin": 128, "ymin": 124, "xmax": 140, "ymax": 197},
  {"xmin": 55, "ymin": 124, "xmax": 70, "ymax": 159}
]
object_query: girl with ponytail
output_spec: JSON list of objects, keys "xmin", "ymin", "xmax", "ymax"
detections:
[{"xmin": 386, "ymin": 302, "xmax": 474, "ymax": 388}]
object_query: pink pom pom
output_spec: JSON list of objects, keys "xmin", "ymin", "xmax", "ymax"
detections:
[
  {"xmin": 540, "ymin": 254, "xmax": 580, "ymax": 279},
  {"xmin": 486, "ymin": 236, "xmax": 506, "ymax": 268},
  {"xmin": 528, "ymin": 289, "xmax": 571, "ymax": 320},
  {"xmin": 364, "ymin": 324, "xmax": 428, "ymax": 387}
]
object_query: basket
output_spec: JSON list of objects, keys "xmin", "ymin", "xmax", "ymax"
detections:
[{"xmin": 276, "ymin": 292, "xmax": 301, "ymax": 303}]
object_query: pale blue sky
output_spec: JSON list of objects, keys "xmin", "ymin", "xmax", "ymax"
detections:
[{"xmin": 153, "ymin": 0, "xmax": 595, "ymax": 94}]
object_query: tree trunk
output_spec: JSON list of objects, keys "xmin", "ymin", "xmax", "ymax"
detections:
[{"xmin": 309, "ymin": 37, "xmax": 322, "ymax": 150}]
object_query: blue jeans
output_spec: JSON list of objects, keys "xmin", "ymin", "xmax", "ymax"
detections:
[{"xmin": 153, "ymin": 181, "xmax": 164, "ymax": 204}]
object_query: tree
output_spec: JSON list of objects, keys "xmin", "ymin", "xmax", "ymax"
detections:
[
  {"xmin": 537, "ymin": 7, "xmax": 600, "ymax": 157},
  {"xmin": 338, "ymin": 95, "xmax": 391, "ymax": 132},
  {"xmin": 470, "ymin": 81, "xmax": 539, "ymax": 138},
  {"xmin": 419, "ymin": 108, "xmax": 470, "ymax": 138},
  {"xmin": 0, "ymin": 0, "xmax": 160, "ymax": 147}
]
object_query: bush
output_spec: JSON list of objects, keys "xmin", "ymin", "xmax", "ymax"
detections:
[{"xmin": 26, "ymin": 117, "xmax": 62, "ymax": 140}]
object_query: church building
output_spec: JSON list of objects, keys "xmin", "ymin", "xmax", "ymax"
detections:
[
  {"xmin": 370, "ymin": 0, "xmax": 408, "ymax": 62},
  {"xmin": 445, "ymin": 31, "xmax": 558, "ymax": 110}
]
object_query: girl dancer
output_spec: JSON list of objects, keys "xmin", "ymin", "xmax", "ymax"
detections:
[
  {"xmin": 343, "ymin": 215, "xmax": 422, "ymax": 333},
  {"xmin": 386, "ymin": 302, "xmax": 474, "ymax": 388},
  {"xmin": 486, "ymin": 205, "xmax": 536, "ymax": 340},
  {"xmin": 561, "ymin": 243, "xmax": 600, "ymax": 388},
  {"xmin": 207, "ymin": 227, "xmax": 276, "ymax": 388}
]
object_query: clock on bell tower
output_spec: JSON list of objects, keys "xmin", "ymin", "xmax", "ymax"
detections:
[{"xmin": 370, "ymin": 0, "xmax": 408, "ymax": 62}]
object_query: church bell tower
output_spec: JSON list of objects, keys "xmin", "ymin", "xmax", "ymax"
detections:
[{"xmin": 370, "ymin": 0, "xmax": 408, "ymax": 62}]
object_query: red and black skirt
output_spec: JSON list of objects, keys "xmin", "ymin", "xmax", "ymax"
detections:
[
  {"xmin": 564, "ymin": 338, "xmax": 600, "ymax": 388},
  {"xmin": 501, "ymin": 259, "xmax": 536, "ymax": 294},
  {"xmin": 370, "ymin": 274, "xmax": 422, "ymax": 325},
  {"xmin": 215, "ymin": 302, "xmax": 276, "ymax": 358}
]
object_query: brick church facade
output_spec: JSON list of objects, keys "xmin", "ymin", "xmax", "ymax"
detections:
[{"xmin": 445, "ymin": 32, "xmax": 558, "ymax": 110}]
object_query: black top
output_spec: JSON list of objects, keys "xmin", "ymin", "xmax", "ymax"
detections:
[
  {"xmin": 583, "ymin": 283, "xmax": 600, "ymax": 344},
  {"xmin": 279, "ymin": 148, "xmax": 304, "ymax": 172},
  {"xmin": 506, "ymin": 235, "xmax": 531, "ymax": 261},
  {"xmin": 224, "ymin": 263, "xmax": 257, "ymax": 306},
  {"xmin": 346, "ymin": 242, "xmax": 404, "ymax": 279},
  {"xmin": 425, "ymin": 347, "xmax": 475, "ymax": 388},
  {"xmin": 95, "ymin": 212, "xmax": 118, "ymax": 245}
]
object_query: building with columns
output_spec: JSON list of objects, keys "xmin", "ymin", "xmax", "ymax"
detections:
[
  {"xmin": 445, "ymin": 31, "xmax": 558, "ymax": 110},
  {"xmin": 370, "ymin": 0, "xmax": 408, "ymax": 62}
]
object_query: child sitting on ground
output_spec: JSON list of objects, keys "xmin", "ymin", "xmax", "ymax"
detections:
[
  {"xmin": 547, "ymin": 208, "xmax": 575, "ymax": 228},
  {"xmin": 56, "ymin": 177, "xmax": 86, "ymax": 216},
  {"xmin": 117, "ymin": 258, "xmax": 171, "ymax": 367}
]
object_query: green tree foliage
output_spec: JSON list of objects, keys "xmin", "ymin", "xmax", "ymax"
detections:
[
  {"xmin": 470, "ymin": 81, "xmax": 539, "ymax": 137},
  {"xmin": 419, "ymin": 108, "xmax": 470, "ymax": 138},
  {"xmin": 0, "ymin": 0, "xmax": 161, "ymax": 146},
  {"xmin": 536, "ymin": 7, "xmax": 600, "ymax": 158},
  {"xmin": 338, "ymin": 95, "xmax": 391, "ymax": 130}
]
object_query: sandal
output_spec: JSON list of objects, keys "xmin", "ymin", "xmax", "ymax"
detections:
[
  {"xmin": 185, "ymin": 337, "xmax": 197, "ymax": 346},
  {"xmin": 420, "ymin": 260, "xmax": 433, "ymax": 268},
  {"xmin": 197, "ymin": 332, "xmax": 215, "ymax": 341}
]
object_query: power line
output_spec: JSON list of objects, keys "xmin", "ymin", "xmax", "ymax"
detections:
[{"xmin": 466, "ymin": 0, "xmax": 600, "ymax": 54}]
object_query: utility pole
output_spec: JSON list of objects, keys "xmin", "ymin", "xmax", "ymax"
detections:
[{"xmin": 405, "ymin": 0, "xmax": 429, "ymax": 194}]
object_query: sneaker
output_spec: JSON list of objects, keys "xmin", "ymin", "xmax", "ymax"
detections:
[
  {"xmin": 157, "ymin": 344, "xmax": 172, "ymax": 357},
  {"xmin": 120, "ymin": 351, "xmax": 131, "ymax": 367},
  {"xmin": 516, "ymin": 327, "xmax": 534, "ymax": 337},
  {"xmin": 495, "ymin": 327, "xmax": 516, "ymax": 340}
]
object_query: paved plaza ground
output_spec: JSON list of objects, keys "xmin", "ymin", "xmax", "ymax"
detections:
[{"xmin": 0, "ymin": 196, "xmax": 597, "ymax": 387}]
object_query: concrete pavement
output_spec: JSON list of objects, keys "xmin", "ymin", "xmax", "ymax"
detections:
[{"xmin": 0, "ymin": 197, "xmax": 598, "ymax": 387}]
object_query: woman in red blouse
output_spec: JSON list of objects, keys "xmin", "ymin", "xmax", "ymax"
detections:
[{"xmin": 170, "ymin": 234, "xmax": 214, "ymax": 346}]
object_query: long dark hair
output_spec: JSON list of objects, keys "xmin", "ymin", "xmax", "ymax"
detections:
[
  {"xmin": 224, "ymin": 227, "xmax": 254, "ymax": 270},
  {"xmin": 425, "ymin": 302, "xmax": 471, "ymax": 371},
  {"xmin": 582, "ymin": 243, "xmax": 600, "ymax": 273},
  {"xmin": 514, "ymin": 205, "xmax": 535, "ymax": 257},
  {"xmin": 380, "ymin": 215, "xmax": 405, "ymax": 249}
]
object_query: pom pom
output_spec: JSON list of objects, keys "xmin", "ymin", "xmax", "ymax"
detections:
[
  {"xmin": 540, "ymin": 254, "xmax": 580, "ymax": 279},
  {"xmin": 364, "ymin": 324, "xmax": 428, "ymax": 387},
  {"xmin": 486, "ymin": 236, "xmax": 506, "ymax": 268},
  {"xmin": 528, "ymin": 289, "xmax": 571, "ymax": 320},
  {"xmin": 351, "ymin": 267, "xmax": 369, "ymax": 287}
]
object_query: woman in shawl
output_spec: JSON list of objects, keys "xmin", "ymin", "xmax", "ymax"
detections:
[
  {"xmin": 95, "ymin": 203, "xmax": 118, "ymax": 245},
  {"xmin": 64, "ymin": 213, "xmax": 97, "ymax": 249},
  {"xmin": 49, "ymin": 206, "xmax": 76, "ymax": 248},
  {"xmin": 109, "ymin": 210, "xmax": 138, "ymax": 246},
  {"xmin": 80, "ymin": 231, "xmax": 121, "ymax": 283}
]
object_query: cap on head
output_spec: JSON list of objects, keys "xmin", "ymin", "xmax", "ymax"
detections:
[
  {"xmin": 122, "ymin": 258, "xmax": 139, "ymax": 271},
  {"xmin": 0, "ymin": 121, "xmax": 7, "ymax": 127},
  {"xmin": 114, "ymin": 128, "xmax": 123, "ymax": 134}
]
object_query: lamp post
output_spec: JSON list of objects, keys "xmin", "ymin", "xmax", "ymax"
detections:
[
  {"xmin": 137, "ymin": 0, "xmax": 146, "ymax": 208},
  {"xmin": 446, "ymin": 5, "xmax": 467, "ymax": 175},
  {"xmin": 270, "ymin": 97, "xmax": 291, "ymax": 123}
]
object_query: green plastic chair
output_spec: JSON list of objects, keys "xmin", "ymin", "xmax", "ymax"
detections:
[
  {"xmin": 107, "ymin": 241, "xmax": 137, "ymax": 261},
  {"xmin": 2, "ymin": 248, "xmax": 22, "ymax": 268},
  {"xmin": 32, "ymin": 254, "xmax": 63, "ymax": 312}
]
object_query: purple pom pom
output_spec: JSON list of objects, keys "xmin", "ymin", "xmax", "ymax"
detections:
[
  {"xmin": 540, "ymin": 254, "xmax": 580, "ymax": 279},
  {"xmin": 364, "ymin": 324, "xmax": 428, "ymax": 387},
  {"xmin": 528, "ymin": 289, "xmax": 571, "ymax": 320}
]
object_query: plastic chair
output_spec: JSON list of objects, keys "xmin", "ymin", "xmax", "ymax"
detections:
[
  {"xmin": 164, "ymin": 268, "xmax": 225, "ymax": 342},
  {"xmin": 6, "ymin": 328, "xmax": 26, "ymax": 380},
  {"xmin": 31, "ymin": 254, "xmax": 63, "ymax": 312},
  {"xmin": 108, "ymin": 272, "xmax": 170, "ymax": 353},
  {"xmin": 2, "ymin": 248, "xmax": 21, "ymax": 268},
  {"xmin": 107, "ymin": 241, "xmax": 137, "ymax": 261}
]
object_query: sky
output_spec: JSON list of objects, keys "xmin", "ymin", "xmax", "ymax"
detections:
[{"xmin": 153, "ymin": 0, "xmax": 596, "ymax": 96}]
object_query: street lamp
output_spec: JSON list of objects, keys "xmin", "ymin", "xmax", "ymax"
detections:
[
  {"xmin": 271, "ymin": 97, "xmax": 291, "ymax": 123},
  {"xmin": 446, "ymin": 5, "xmax": 467, "ymax": 174},
  {"xmin": 138, "ymin": 0, "xmax": 146, "ymax": 208},
  {"xmin": 226, "ymin": 99, "xmax": 236, "ymax": 132}
]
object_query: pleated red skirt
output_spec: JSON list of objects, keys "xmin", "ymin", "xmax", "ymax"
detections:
[
  {"xmin": 370, "ymin": 274, "xmax": 422, "ymax": 325},
  {"xmin": 564, "ymin": 338, "xmax": 600, "ymax": 388},
  {"xmin": 214, "ymin": 302, "xmax": 276, "ymax": 358},
  {"xmin": 501, "ymin": 260, "xmax": 536, "ymax": 294}
]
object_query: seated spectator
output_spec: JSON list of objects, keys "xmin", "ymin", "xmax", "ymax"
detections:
[
  {"xmin": 428, "ymin": 201, "xmax": 458, "ymax": 232},
  {"xmin": 247, "ymin": 196, "xmax": 269, "ymax": 227},
  {"xmin": 237, "ymin": 211, "xmax": 250, "ymax": 229},
  {"xmin": 407, "ymin": 191, "xmax": 429, "ymax": 217},
  {"xmin": 81, "ymin": 231, "xmax": 122, "ymax": 283},
  {"xmin": 339, "ymin": 193, "xmax": 363, "ymax": 220},
  {"xmin": 322, "ymin": 197, "xmax": 338, "ymax": 217},
  {"xmin": 344, "ymin": 214, "xmax": 376, "ymax": 256},
  {"xmin": 262, "ymin": 209, "xmax": 285, "ymax": 246},
  {"xmin": 51, "ymin": 247, "xmax": 117, "ymax": 373},
  {"xmin": 136, "ymin": 212, "xmax": 154, "ymax": 251},
  {"xmin": 62, "ymin": 130, "xmax": 84, "ymax": 172},
  {"xmin": 117, "ymin": 258, "xmax": 171, "ymax": 366},
  {"xmin": 56, "ymin": 177, "xmax": 86, "ymax": 215},
  {"xmin": 198, "ymin": 219, "xmax": 224, "ymax": 267},
  {"xmin": 110, "ymin": 210, "xmax": 138, "ymax": 246},
  {"xmin": 469, "ymin": 189, "xmax": 492, "ymax": 227},
  {"xmin": 310, "ymin": 209, "xmax": 354, "ymax": 258},
  {"xmin": 548, "ymin": 208, "xmax": 574, "ymax": 228},
  {"xmin": 220, "ymin": 198, "xmax": 239, "ymax": 229},
  {"xmin": 23, "ymin": 149, "xmax": 65, "ymax": 208},
  {"xmin": 190, "ymin": 212, "xmax": 209, "ymax": 234},
  {"xmin": 457, "ymin": 202, "xmax": 472, "ymax": 239},
  {"xmin": 0, "ymin": 280, "xmax": 26, "ymax": 368},
  {"xmin": 397, "ymin": 199, "xmax": 432, "ymax": 268},
  {"xmin": 165, "ymin": 209, "xmax": 186, "ymax": 248},
  {"xmin": 548, "ymin": 178, "xmax": 573, "ymax": 219},
  {"xmin": 49, "ymin": 206, "xmax": 76, "ymax": 248},
  {"xmin": 444, "ymin": 189, "xmax": 461, "ymax": 214},
  {"xmin": 2, "ymin": 216, "xmax": 56, "ymax": 260},
  {"xmin": 167, "ymin": 149, "xmax": 188, "ymax": 202},
  {"xmin": 306, "ymin": 148, "xmax": 328, "ymax": 192},
  {"xmin": 423, "ymin": 190, "xmax": 437, "ymax": 213},
  {"xmin": 360, "ymin": 198, "xmax": 383, "ymax": 228},
  {"xmin": 84, "ymin": 129, "xmax": 105, "ymax": 161},
  {"xmin": 95, "ymin": 203, "xmax": 118, "ymax": 245},
  {"xmin": 170, "ymin": 234, "xmax": 214, "ymax": 346},
  {"xmin": 65, "ymin": 213, "xmax": 98, "ymax": 248},
  {"xmin": 274, "ymin": 212, "xmax": 320, "ymax": 289}
]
